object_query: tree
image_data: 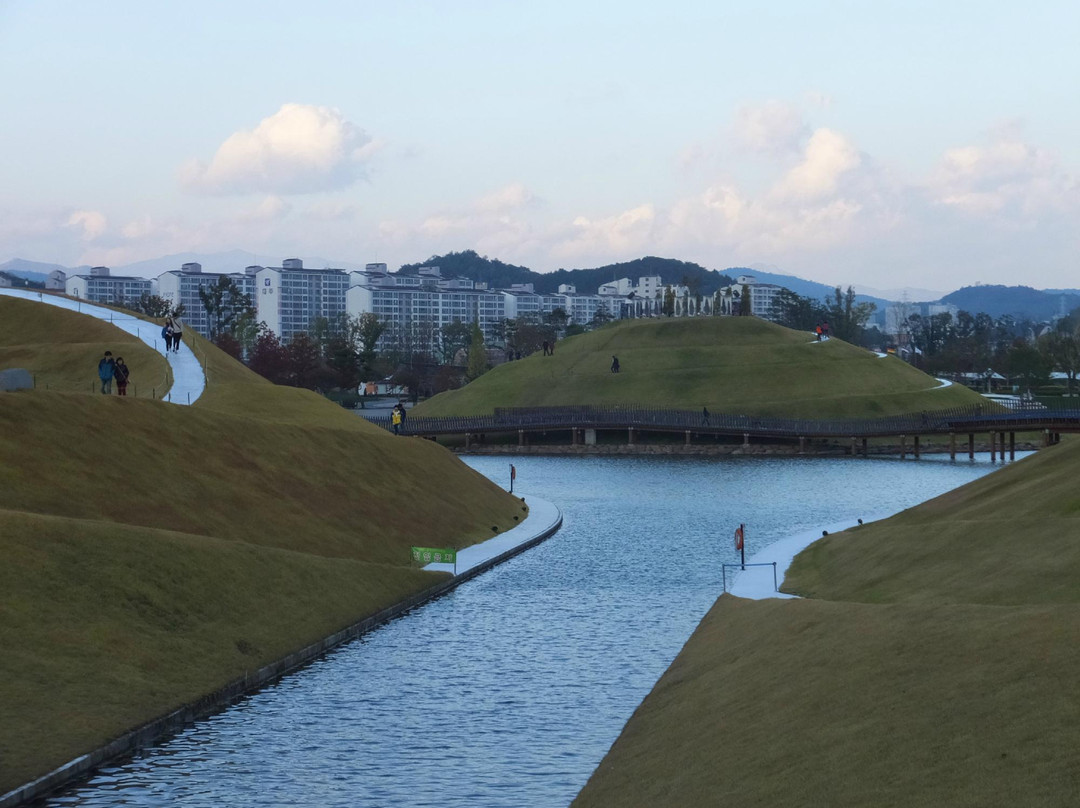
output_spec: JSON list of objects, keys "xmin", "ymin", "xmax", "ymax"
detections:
[
  {"xmin": 1039, "ymin": 325, "xmax": 1080, "ymax": 396},
  {"xmin": 247, "ymin": 329, "xmax": 290, "ymax": 384},
  {"xmin": 466, "ymin": 322, "xmax": 489, "ymax": 381},
  {"xmin": 545, "ymin": 307, "xmax": 570, "ymax": 336},
  {"xmin": 662, "ymin": 287, "xmax": 676, "ymax": 317},
  {"xmin": 826, "ymin": 286, "xmax": 876, "ymax": 343},
  {"xmin": 354, "ymin": 313, "xmax": 386, "ymax": 377},
  {"xmin": 1004, "ymin": 339, "xmax": 1051, "ymax": 392},
  {"xmin": 439, "ymin": 320, "xmax": 472, "ymax": 364},
  {"xmin": 198, "ymin": 276, "xmax": 255, "ymax": 339},
  {"xmin": 132, "ymin": 294, "xmax": 181, "ymax": 318},
  {"xmin": 774, "ymin": 289, "xmax": 823, "ymax": 331},
  {"xmin": 740, "ymin": 283, "xmax": 752, "ymax": 316}
]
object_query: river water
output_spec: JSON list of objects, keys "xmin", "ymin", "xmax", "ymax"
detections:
[{"xmin": 38, "ymin": 454, "xmax": 1011, "ymax": 807}]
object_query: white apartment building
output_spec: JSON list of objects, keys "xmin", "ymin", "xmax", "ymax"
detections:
[
  {"xmin": 598, "ymin": 275, "xmax": 663, "ymax": 300},
  {"xmin": 254, "ymin": 259, "xmax": 349, "ymax": 342},
  {"xmin": 156, "ymin": 263, "xmax": 257, "ymax": 338},
  {"xmin": 46, "ymin": 270, "xmax": 67, "ymax": 290},
  {"xmin": 717, "ymin": 275, "xmax": 785, "ymax": 320},
  {"xmin": 65, "ymin": 266, "xmax": 152, "ymax": 306}
]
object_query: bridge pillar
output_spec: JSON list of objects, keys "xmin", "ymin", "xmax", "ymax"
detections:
[
  {"xmin": 914, "ymin": 435, "xmax": 921, "ymax": 459},
  {"xmin": 518, "ymin": 429, "xmax": 525, "ymax": 447},
  {"xmin": 999, "ymin": 432, "xmax": 1006, "ymax": 461},
  {"xmin": 628, "ymin": 427, "xmax": 635, "ymax": 446},
  {"xmin": 949, "ymin": 432, "xmax": 956, "ymax": 460},
  {"xmin": 799, "ymin": 436, "xmax": 806, "ymax": 454},
  {"xmin": 1009, "ymin": 431, "xmax": 1015, "ymax": 460},
  {"xmin": 900, "ymin": 435, "xmax": 906, "ymax": 460},
  {"xmin": 685, "ymin": 430, "xmax": 691, "ymax": 446},
  {"xmin": 862, "ymin": 437, "xmax": 869, "ymax": 458},
  {"xmin": 1043, "ymin": 429, "xmax": 1051, "ymax": 447},
  {"xmin": 743, "ymin": 432, "xmax": 750, "ymax": 448},
  {"xmin": 968, "ymin": 433, "xmax": 975, "ymax": 460},
  {"xmin": 465, "ymin": 433, "xmax": 471, "ymax": 449},
  {"xmin": 989, "ymin": 431, "xmax": 996, "ymax": 462},
  {"xmin": 850, "ymin": 436, "xmax": 856, "ymax": 456},
  {"xmin": 572, "ymin": 428, "xmax": 579, "ymax": 446}
]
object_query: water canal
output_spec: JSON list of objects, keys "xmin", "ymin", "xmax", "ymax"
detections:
[{"xmin": 39, "ymin": 454, "xmax": 1015, "ymax": 807}]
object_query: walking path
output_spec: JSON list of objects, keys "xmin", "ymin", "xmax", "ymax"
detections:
[
  {"xmin": 0, "ymin": 288, "xmax": 205, "ymax": 405},
  {"xmin": 423, "ymin": 494, "xmax": 562, "ymax": 575}
]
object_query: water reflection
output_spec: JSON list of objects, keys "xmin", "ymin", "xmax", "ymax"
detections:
[{"xmin": 40, "ymin": 454, "xmax": 1009, "ymax": 808}]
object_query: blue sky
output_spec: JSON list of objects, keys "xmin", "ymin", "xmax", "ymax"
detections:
[{"xmin": 2, "ymin": 0, "xmax": 1077, "ymax": 290}]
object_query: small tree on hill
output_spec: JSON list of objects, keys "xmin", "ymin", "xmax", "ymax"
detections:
[
  {"xmin": 466, "ymin": 322, "xmax": 488, "ymax": 381},
  {"xmin": 740, "ymin": 284, "xmax": 752, "ymax": 316}
]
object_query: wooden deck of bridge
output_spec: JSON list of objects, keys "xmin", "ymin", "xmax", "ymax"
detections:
[{"xmin": 370, "ymin": 404, "xmax": 1080, "ymax": 460}]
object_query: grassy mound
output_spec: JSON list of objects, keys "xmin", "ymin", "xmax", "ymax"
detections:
[
  {"xmin": 0, "ymin": 301, "xmax": 524, "ymax": 793},
  {"xmin": 572, "ymin": 443, "xmax": 1080, "ymax": 807},
  {"xmin": 0, "ymin": 296, "xmax": 171, "ymax": 396},
  {"xmin": 415, "ymin": 317, "xmax": 986, "ymax": 418}
]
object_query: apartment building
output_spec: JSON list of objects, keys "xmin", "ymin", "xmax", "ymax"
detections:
[
  {"xmin": 65, "ymin": 266, "xmax": 152, "ymax": 306},
  {"xmin": 254, "ymin": 259, "xmax": 349, "ymax": 342}
]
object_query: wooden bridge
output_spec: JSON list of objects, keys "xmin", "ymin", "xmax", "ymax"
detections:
[{"xmin": 369, "ymin": 403, "xmax": 1080, "ymax": 460}]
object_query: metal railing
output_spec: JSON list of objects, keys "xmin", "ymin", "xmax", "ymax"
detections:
[{"xmin": 365, "ymin": 402, "xmax": 1080, "ymax": 440}]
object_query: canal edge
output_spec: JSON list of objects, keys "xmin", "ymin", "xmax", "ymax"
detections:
[{"xmin": 0, "ymin": 498, "xmax": 563, "ymax": 808}]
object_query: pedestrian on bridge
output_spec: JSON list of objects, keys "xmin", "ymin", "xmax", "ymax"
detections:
[{"xmin": 702, "ymin": 407, "xmax": 710, "ymax": 426}]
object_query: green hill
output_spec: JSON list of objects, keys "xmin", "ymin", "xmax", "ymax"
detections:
[
  {"xmin": 416, "ymin": 317, "xmax": 987, "ymax": 418},
  {"xmin": 572, "ymin": 441, "xmax": 1080, "ymax": 807},
  {"xmin": 0, "ymin": 297, "xmax": 524, "ymax": 793}
]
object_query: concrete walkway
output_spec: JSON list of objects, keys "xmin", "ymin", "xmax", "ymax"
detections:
[
  {"xmin": 0, "ymin": 288, "xmax": 205, "ymax": 405},
  {"xmin": 423, "ymin": 493, "xmax": 562, "ymax": 575},
  {"xmin": 728, "ymin": 511, "xmax": 895, "ymax": 600}
]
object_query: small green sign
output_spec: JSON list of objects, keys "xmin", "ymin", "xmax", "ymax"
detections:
[{"xmin": 411, "ymin": 546, "xmax": 457, "ymax": 564}]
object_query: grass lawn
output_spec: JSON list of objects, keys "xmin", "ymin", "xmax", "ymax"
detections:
[
  {"xmin": 572, "ymin": 441, "xmax": 1080, "ymax": 807},
  {"xmin": 0, "ymin": 300, "xmax": 525, "ymax": 794},
  {"xmin": 415, "ymin": 317, "xmax": 987, "ymax": 419}
]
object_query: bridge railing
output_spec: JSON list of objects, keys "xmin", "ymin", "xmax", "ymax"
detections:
[{"xmin": 366, "ymin": 402, "xmax": 1080, "ymax": 439}]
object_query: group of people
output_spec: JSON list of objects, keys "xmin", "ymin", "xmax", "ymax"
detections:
[
  {"xmin": 541, "ymin": 340, "xmax": 556, "ymax": 356},
  {"xmin": 97, "ymin": 351, "xmax": 131, "ymax": 396},
  {"xmin": 162, "ymin": 316, "xmax": 184, "ymax": 353},
  {"xmin": 390, "ymin": 401, "xmax": 408, "ymax": 434},
  {"xmin": 814, "ymin": 321, "xmax": 831, "ymax": 341}
]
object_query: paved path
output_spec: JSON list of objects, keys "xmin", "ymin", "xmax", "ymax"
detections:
[
  {"xmin": 423, "ymin": 494, "xmax": 562, "ymax": 575},
  {"xmin": 0, "ymin": 288, "xmax": 205, "ymax": 405}
]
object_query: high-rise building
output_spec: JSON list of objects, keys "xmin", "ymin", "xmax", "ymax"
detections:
[{"xmin": 254, "ymin": 259, "xmax": 349, "ymax": 342}]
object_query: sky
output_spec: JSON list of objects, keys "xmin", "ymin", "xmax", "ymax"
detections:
[{"xmin": 1, "ymin": 0, "xmax": 1078, "ymax": 290}]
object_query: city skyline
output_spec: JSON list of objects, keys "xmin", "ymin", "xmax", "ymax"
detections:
[{"xmin": 2, "ymin": 1, "xmax": 1078, "ymax": 290}]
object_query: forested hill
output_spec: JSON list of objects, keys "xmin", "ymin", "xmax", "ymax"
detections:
[
  {"xmin": 941, "ymin": 285, "xmax": 1080, "ymax": 321},
  {"xmin": 398, "ymin": 251, "xmax": 736, "ymax": 295}
]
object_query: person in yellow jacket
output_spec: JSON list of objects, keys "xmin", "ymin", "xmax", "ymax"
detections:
[{"xmin": 391, "ymin": 405, "xmax": 403, "ymax": 435}]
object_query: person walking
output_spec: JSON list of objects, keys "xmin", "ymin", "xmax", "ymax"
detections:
[
  {"xmin": 702, "ymin": 406, "xmax": 710, "ymax": 426},
  {"xmin": 113, "ymin": 356, "xmax": 130, "ymax": 396},
  {"xmin": 163, "ymin": 317, "xmax": 175, "ymax": 352},
  {"xmin": 391, "ymin": 404, "xmax": 403, "ymax": 435},
  {"xmin": 98, "ymin": 351, "xmax": 115, "ymax": 394},
  {"xmin": 611, "ymin": 355, "xmax": 620, "ymax": 373},
  {"xmin": 170, "ymin": 316, "xmax": 184, "ymax": 352}
]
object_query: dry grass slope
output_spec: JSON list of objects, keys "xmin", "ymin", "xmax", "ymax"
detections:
[
  {"xmin": 0, "ymin": 299, "xmax": 524, "ymax": 794},
  {"xmin": 572, "ymin": 442, "xmax": 1080, "ymax": 807},
  {"xmin": 415, "ymin": 317, "xmax": 987, "ymax": 418}
]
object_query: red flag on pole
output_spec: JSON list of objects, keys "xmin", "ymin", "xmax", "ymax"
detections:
[{"xmin": 734, "ymin": 524, "xmax": 744, "ymax": 551}]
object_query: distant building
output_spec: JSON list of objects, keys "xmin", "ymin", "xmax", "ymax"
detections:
[
  {"xmin": 65, "ymin": 266, "xmax": 152, "ymax": 306},
  {"xmin": 46, "ymin": 269, "xmax": 67, "ymax": 290},
  {"xmin": 255, "ymin": 259, "xmax": 350, "ymax": 343},
  {"xmin": 715, "ymin": 275, "xmax": 785, "ymax": 320},
  {"xmin": 0, "ymin": 273, "xmax": 11, "ymax": 288}
]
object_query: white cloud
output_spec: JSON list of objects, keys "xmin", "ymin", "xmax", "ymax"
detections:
[
  {"xmin": 476, "ymin": 182, "xmax": 538, "ymax": 213},
  {"xmin": 66, "ymin": 210, "xmax": 107, "ymax": 240},
  {"xmin": 552, "ymin": 205, "xmax": 656, "ymax": 261},
  {"xmin": 732, "ymin": 101, "xmax": 807, "ymax": 155},
  {"xmin": 774, "ymin": 128, "xmax": 861, "ymax": 200},
  {"xmin": 179, "ymin": 103, "xmax": 379, "ymax": 195}
]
